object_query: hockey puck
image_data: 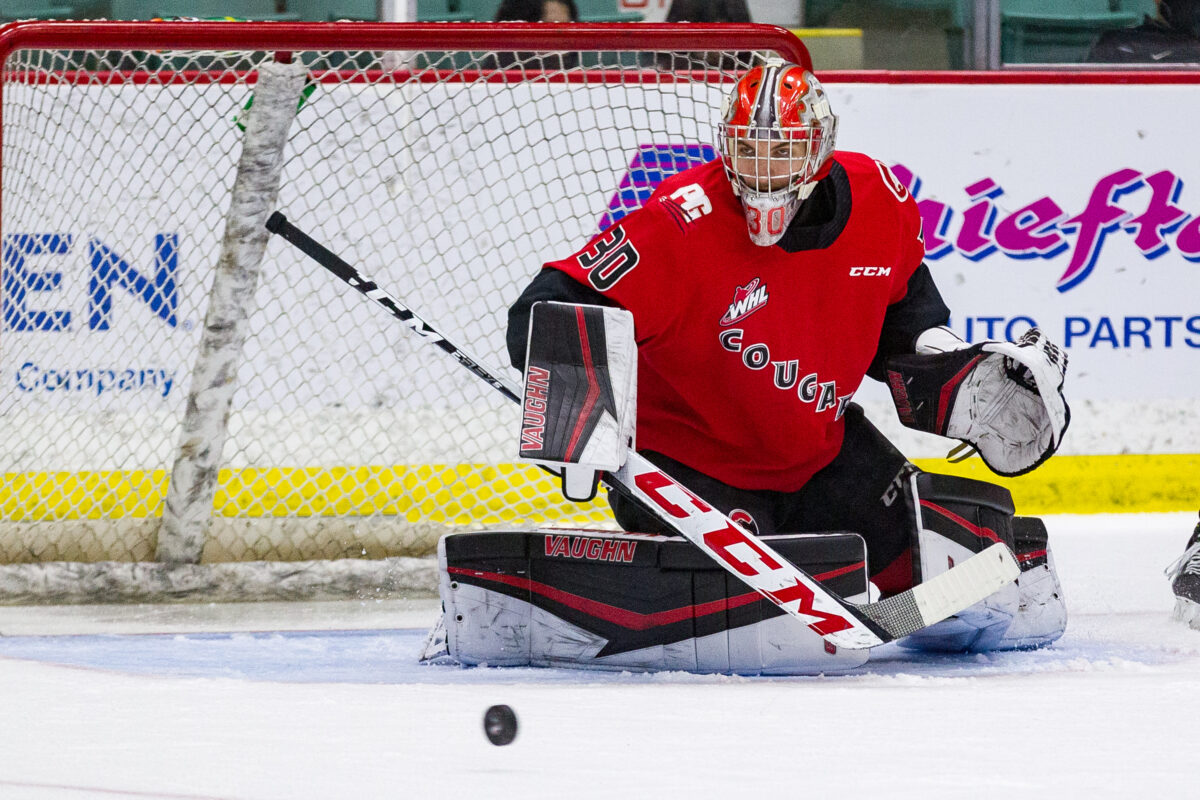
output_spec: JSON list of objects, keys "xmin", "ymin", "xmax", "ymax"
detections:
[{"xmin": 483, "ymin": 704, "xmax": 518, "ymax": 746}]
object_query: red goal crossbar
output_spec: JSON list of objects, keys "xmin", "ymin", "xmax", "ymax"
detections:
[{"xmin": 0, "ymin": 20, "xmax": 812, "ymax": 67}]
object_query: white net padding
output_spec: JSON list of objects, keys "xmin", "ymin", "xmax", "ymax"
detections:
[{"xmin": 0, "ymin": 21, "xmax": 809, "ymax": 600}]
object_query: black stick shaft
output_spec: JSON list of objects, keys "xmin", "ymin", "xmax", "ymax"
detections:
[{"xmin": 266, "ymin": 212, "xmax": 521, "ymax": 404}]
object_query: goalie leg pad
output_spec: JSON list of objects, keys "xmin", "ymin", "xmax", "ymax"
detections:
[
  {"xmin": 900, "ymin": 472, "xmax": 1022, "ymax": 652},
  {"xmin": 427, "ymin": 528, "xmax": 871, "ymax": 675},
  {"xmin": 897, "ymin": 474, "xmax": 1067, "ymax": 652},
  {"xmin": 997, "ymin": 516, "xmax": 1067, "ymax": 650}
]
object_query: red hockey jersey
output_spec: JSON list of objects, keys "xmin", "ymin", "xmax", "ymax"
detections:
[{"xmin": 542, "ymin": 152, "xmax": 927, "ymax": 492}]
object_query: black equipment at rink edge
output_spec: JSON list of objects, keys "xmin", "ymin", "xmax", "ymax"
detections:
[{"xmin": 264, "ymin": 210, "xmax": 1020, "ymax": 651}]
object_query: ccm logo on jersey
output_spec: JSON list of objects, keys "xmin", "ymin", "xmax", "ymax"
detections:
[
  {"xmin": 720, "ymin": 277, "xmax": 769, "ymax": 326},
  {"xmin": 849, "ymin": 266, "xmax": 892, "ymax": 276}
]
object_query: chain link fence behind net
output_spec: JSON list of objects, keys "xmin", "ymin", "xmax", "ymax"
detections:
[{"xmin": 0, "ymin": 45, "xmax": 765, "ymax": 565}]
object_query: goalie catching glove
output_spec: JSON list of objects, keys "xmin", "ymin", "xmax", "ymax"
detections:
[
  {"xmin": 517, "ymin": 301, "xmax": 637, "ymax": 502},
  {"xmin": 885, "ymin": 327, "xmax": 1070, "ymax": 477}
]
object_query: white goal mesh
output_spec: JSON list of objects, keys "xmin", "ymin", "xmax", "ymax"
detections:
[{"xmin": 0, "ymin": 21, "xmax": 809, "ymax": 597}]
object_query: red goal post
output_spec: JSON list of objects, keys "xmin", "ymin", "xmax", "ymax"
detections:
[{"xmin": 0, "ymin": 21, "xmax": 809, "ymax": 602}]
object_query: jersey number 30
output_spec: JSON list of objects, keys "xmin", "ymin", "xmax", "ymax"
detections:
[
  {"xmin": 578, "ymin": 226, "xmax": 640, "ymax": 291},
  {"xmin": 745, "ymin": 205, "xmax": 787, "ymax": 237}
]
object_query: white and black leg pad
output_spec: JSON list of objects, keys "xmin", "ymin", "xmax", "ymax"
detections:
[
  {"xmin": 886, "ymin": 327, "xmax": 1070, "ymax": 477},
  {"xmin": 998, "ymin": 516, "xmax": 1067, "ymax": 650},
  {"xmin": 518, "ymin": 302, "xmax": 637, "ymax": 502},
  {"xmin": 900, "ymin": 472, "xmax": 1023, "ymax": 652},
  {"xmin": 422, "ymin": 528, "xmax": 872, "ymax": 675}
]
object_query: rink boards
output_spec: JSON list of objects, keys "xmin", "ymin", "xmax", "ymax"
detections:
[{"xmin": 3, "ymin": 74, "xmax": 1197, "ymax": 532}]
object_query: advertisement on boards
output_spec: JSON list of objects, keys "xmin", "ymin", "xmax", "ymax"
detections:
[
  {"xmin": 826, "ymin": 82, "xmax": 1198, "ymax": 457},
  {"xmin": 3, "ymin": 78, "xmax": 1196, "ymax": 471}
]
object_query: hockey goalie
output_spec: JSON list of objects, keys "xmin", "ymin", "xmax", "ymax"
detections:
[{"xmin": 424, "ymin": 62, "xmax": 1070, "ymax": 674}]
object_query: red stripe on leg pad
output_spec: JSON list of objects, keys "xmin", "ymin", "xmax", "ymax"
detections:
[
  {"xmin": 447, "ymin": 563, "xmax": 864, "ymax": 631},
  {"xmin": 920, "ymin": 500, "xmax": 1002, "ymax": 543},
  {"xmin": 564, "ymin": 306, "xmax": 601, "ymax": 461}
]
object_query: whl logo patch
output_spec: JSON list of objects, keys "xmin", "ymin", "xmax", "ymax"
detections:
[{"xmin": 720, "ymin": 278, "xmax": 769, "ymax": 326}]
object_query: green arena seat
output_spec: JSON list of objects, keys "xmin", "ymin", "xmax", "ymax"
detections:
[
  {"xmin": 414, "ymin": 0, "xmax": 473, "ymax": 21},
  {"xmin": 453, "ymin": 0, "xmax": 499, "ymax": 20},
  {"xmin": 1001, "ymin": 0, "xmax": 1139, "ymax": 63},
  {"xmin": 1, "ymin": 2, "xmax": 76, "ymax": 20},
  {"xmin": 574, "ymin": 0, "xmax": 642, "ymax": 22},
  {"xmin": 109, "ymin": 0, "xmax": 299, "ymax": 19},
  {"xmin": 287, "ymin": 0, "xmax": 381, "ymax": 20},
  {"xmin": 1120, "ymin": 0, "xmax": 1158, "ymax": 20}
]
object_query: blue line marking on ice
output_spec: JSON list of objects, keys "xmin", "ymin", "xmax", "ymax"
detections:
[{"xmin": 0, "ymin": 626, "xmax": 1184, "ymax": 684}]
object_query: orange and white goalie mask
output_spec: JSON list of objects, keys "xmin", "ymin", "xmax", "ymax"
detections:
[{"xmin": 719, "ymin": 61, "xmax": 838, "ymax": 246}]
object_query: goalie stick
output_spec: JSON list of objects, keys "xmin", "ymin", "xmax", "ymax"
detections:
[{"xmin": 266, "ymin": 211, "xmax": 1019, "ymax": 650}]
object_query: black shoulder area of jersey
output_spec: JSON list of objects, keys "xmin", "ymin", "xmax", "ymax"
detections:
[
  {"xmin": 775, "ymin": 160, "xmax": 852, "ymax": 253},
  {"xmin": 506, "ymin": 268, "xmax": 613, "ymax": 372},
  {"xmin": 866, "ymin": 264, "xmax": 952, "ymax": 382}
]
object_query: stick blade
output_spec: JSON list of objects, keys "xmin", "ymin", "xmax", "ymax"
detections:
[{"xmin": 859, "ymin": 543, "xmax": 1021, "ymax": 642}]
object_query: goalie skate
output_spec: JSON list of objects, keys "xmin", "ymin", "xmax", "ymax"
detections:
[{"xmin": 1167, "ymin": 512, "xmax": 1200, "ymax": 630}]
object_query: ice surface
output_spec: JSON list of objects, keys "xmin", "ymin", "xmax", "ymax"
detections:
[{"xmin": 0, "ymin": 513, "xmax": 1195, "ymax": 799}]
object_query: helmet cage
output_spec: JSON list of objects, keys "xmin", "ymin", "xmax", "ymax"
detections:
[
  {"xmin": 717, "ymin": 121, "xmax": 835, "ymax": 200},
  {"xmin": 717, "ymin": 63, "xmax": 839, "ymax": 246}
]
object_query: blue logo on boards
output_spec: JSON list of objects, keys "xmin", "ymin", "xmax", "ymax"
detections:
[
  {"xmin": 599, "ymin": 143, "xmax": 718, "ymax": 230},
  {"xmin": 2, "ymin": 233, "xmax": 178, "ymax": 331}
]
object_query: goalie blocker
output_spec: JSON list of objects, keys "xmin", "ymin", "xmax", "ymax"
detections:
[{"xmin": 518, "ymin": 301, "xmax": 637, "ymax": 502}]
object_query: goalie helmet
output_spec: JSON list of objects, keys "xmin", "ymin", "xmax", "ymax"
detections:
[{"xmin": 718, "ymin": 60, "xmax": 838, "ymax": 246}]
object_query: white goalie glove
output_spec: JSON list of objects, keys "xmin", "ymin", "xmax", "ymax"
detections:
[
  {"xmin": 947, "ymin": 329, "xmax": 1070, "ymax": 475},
  {"xmin": 885, "ymin": 327, "xmax": 1070, "ymax": 476}
]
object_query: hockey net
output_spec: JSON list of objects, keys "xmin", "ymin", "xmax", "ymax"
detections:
[{"xmin": 0, "ymin": 21, "xmax": 810, "ymax": 601}]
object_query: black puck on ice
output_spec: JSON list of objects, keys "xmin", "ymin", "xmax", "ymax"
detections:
[{"xmin": 483, "ymin": 704, "xmax": 518, "ymax": 746}]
